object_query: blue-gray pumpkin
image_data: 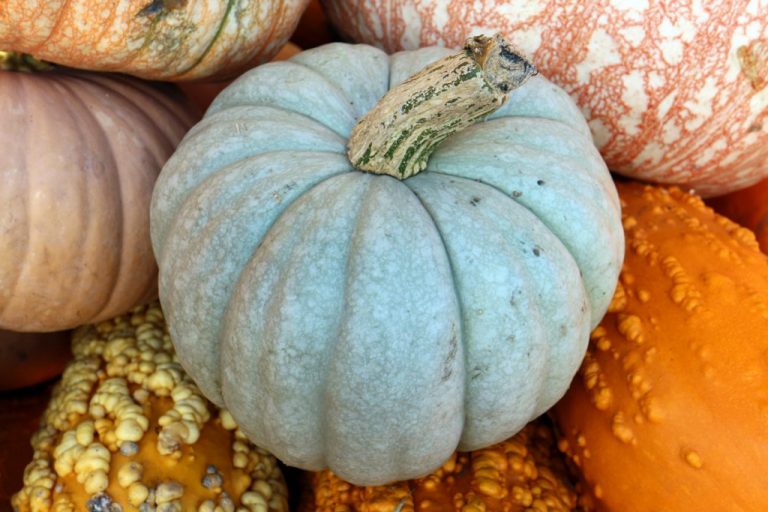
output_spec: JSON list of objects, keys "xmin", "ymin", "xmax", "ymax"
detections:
[{"xmin": 150, "ymin": 40, "xmax": 623, "ymax": 485}]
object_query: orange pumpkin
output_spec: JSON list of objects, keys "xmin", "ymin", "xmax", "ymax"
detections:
[
  {"xmin": 0, "ymin": 60, "xmax": 197, "ymax": 332},
  {"xmin": 553, "ymin": 182, "xmax": 768, "ymax": 511},
  {"xmin": 299, "ymin": 419, "xmax": 583, "ymax": 512},
  {"xmin": 0, "ymin": 0, "xmax": 309, "ymax": 80},
  {"xmin": 322, "ymin": 0, "xmax": 768, "ymax": 196},
  {"xmin": 0, "ymin": 329, "xmax": 71, "ymax": 390},
  {"xmin": 12, "ymin": 303, "xmax": 289, "ymax": 512},
  {"xmin": 708, "ymin": 176, "xmax": 768, "ymax": 254}
]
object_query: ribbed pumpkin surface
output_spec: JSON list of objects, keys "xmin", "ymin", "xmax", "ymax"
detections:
[
  {"xmin": 0, "ymin": 69, "xmax": 196, "ymax": 332},
  {"xmin": 0, "ymin": 0, "xmax": 309, "ymax": 80},
  {"xmin": 150, "ymin": 42, "xmax": 623, "ymax": 485}
]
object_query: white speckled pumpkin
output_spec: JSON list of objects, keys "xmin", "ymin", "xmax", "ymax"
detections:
[
  {"xmin": 150, "ymin": 40, "xmax": 624, "ymax": 485},
  {"xmin": 322, "ymin": 0, "xmax": 768, "ymax": 196}
]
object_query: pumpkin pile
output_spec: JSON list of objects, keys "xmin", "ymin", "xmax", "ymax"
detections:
[{"xmin": 3, "ymin": 2, "xmax": 768, "ymax": 511}]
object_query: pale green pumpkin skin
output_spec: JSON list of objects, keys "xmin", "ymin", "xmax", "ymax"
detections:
[{"xmin": 150, "ymin": 43, "xmax": 623, "ymax": 485}]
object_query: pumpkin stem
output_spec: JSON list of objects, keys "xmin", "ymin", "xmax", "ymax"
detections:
[
  {"xmin": 347, "ymin": 34, "xmax": 537, "ymax": 180},
  {"xmin": 0, "ymin": 51, "xmax": 53, "ymax": 72}
]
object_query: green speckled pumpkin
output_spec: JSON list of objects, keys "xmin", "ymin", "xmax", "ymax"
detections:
[{"xmin": 150, "ymin": 41, "xmax": 624, "ymax": 485}]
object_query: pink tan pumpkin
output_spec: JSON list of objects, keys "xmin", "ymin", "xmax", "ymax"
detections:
[{"xmin": 0, "ymin": 57, "xmax": 197, "ymax": 332}]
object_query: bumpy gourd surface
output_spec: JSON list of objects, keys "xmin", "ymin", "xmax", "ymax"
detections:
[
  {"xmin": 151, "ymin": 43, "xmax": 623, "ymax": 485},
  {"xmin": 302, "ymin": 419, "xmax": 581, "ymax": 512},
  {"xmin": 12, "ymin": 303, "xmax": 288, "ymax": 512},
  {"xmin": 555, "ymin": 183, "xmax": 768, "ymax": 511}
]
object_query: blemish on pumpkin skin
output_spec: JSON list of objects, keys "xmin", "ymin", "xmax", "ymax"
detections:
[
  {"xmin": 137, "ymin": 0, "xmax": 187, "ymax": 17},
  {"xmin": 737, "ymin": 42, "xmax": 768, "ymax": 91},
  {"xmin": 611, "ymin": 412, "xmax": 636, "ymax": 444},
  {"xmin": 682, "ymin": 450, "xmax": 704, "ymax": 469}
]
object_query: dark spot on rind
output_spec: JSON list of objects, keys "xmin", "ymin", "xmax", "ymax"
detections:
[
  {"xmin": 138, "ymin": 0, "xmax": 164, "ymax": 16},
  {"xmin": 469, "ymin": 196, "xmax": 482, "ymax": 206},
  {"xmin": 441, "ymin": 331, "xmax": 459, "ymax": 382},
  {"xmin": 533, "ymin": 246, "xmax": 541, "ymax": 256},
  {"xmin": 512, "ymin": 190, "xmax": 522, "ymax": 198},
  {"xmin": 87, "ymin": 494, "xmax": 120, "ymax": 512},
  {"xmin": 537, "ymin": 179, "xmax": 545, "ymax": 186}
]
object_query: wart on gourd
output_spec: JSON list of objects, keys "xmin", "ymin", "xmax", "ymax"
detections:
[{"xmin": 348, "ymin": 33, "xmax": 538, "ymax": 179}]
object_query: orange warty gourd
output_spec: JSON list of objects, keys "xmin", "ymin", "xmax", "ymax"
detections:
[
  {"xmin": 299, "ymin": 419, "xmax": 581, "ymax": 512},
  {"xmin": 553, "ymin": 182, "xmax": 768, "ymax": 511},
  {"xmin": 708, "ymin": 176, "xmax": 768, "ymax": 254},
  {"xmin": 0, "ymin": 59, "xmax": 196, "ymax": 332},
  {"xmin": 0, "ymin": 0, "xmax": 309, "ymax": 80},
  {"xmin": 12, "ymin": 303, "xmax": 289, "ymax": 512}
]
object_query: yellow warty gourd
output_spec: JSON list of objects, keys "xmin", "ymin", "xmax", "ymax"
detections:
[{"xmin": 12, "ymin": 303, "xmax": 288, "ymax": 512}]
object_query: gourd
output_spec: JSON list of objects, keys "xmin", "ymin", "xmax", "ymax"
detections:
[
  {"xmin": 0, "ymin": 53, "xmax": 196, "ymax": 332},
  {"xmin": 0, "ymin": 0, "xmax": 309, "ymax": 80},
  {"xmin": 322, "ymin": 0, "xmax": 768, "ymax": 196},
  {"xmin": 11, "ymin": 302, "xmax": 289, "ymax": 512},
  {"xmin": 150, "ymin": 35, "xmax": 624, "ymax": 485},
  {"xmin": 708, "ymin": 176, "xmax": 768, "ymax": 253},
  {"xmin": 299, "ymin": 418, "xmax": 582, "ymax": 512},
  {"xmin": 553, "ymin": 182, "xmax": 768, "ymax": 511},
  {"xmin": 0, "ymin": 329, "xmax": 71, "ymax": 390}
]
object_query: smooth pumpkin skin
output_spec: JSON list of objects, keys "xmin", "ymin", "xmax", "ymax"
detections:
[
  {"xmin": 150, "ymin": 43, "xmax": 624, "ymax": 485},
  {"xmin": 708, "ymin": 176, "xmax": 768, "ymax": 254},
  {"xmin": 0, "ymin": 0, "xmax": 309, "ymax": 80},
  {"xmin": 0, "ymin": 329, "xmax": 71, "ymax": 390},
  {"xmin": 322, "ymin": 0, "xmax": 768, "ymax": 196},
  {"xmin": 0, "ymin": 69, "xmax": 196, "ymax": 332},
  {"xmin": 553, "ymin": 182, "xmax": 768, "ymax": 511}
]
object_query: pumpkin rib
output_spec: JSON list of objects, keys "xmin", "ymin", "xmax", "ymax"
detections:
[
  {"xmin": 175, "ymin": 0, "xmax": 237, "ymax": 79},
  {"xmin": 216, "ymin": 173, "xmax": 376, "ymax": 468},
  {"xmin": 0, "ymin": 74, "xmax": 30, "ymax": 319},
  {"xmin": 405, "ymin": 173, "xmax": 555, "ymax": 449},
  {"xmin": 151, "ymin": 108, "xmax": 348, "ymax": 253},
  {"xmin": 283, "ymin": 58, "xmax": 374, "ymax": 122},
  {"xmin": 55, "ymin": 75, "xmax": 125, "ymax": 322},
  {"xmin": 320, "ymin": 174, "xmax": 464, "ymax": 482},
  {"xmin": 207, "ymin": 61, "xmax": 359, "ymax": 137},
  {"xmin": 422, "ymin": 172, "xmax": 592, "ymax": 416},
  {"xmin": 59, "ymin": 74, "xmax": 135, "ymax": 319},
  {"xmin": 427, "ymin": 132, "xmax": 622, "ymax": 327},
  {"xmin": 160, "ymin": 153, "xmax": 353, "ymax": 405},
  {"xmin": 26, "ymin": 76, "xmax": 105, "ymax": 323},
  {"xmin": 74, "ymin": 74, "xmax": 180, "ymax": 153},
  {"xmin": 29, "ymin": 0, "xmax": 69, "ymax": 56},
  {"xmin": 290, "ymin": 43, "xmax": 390, "ymax": 119}
]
